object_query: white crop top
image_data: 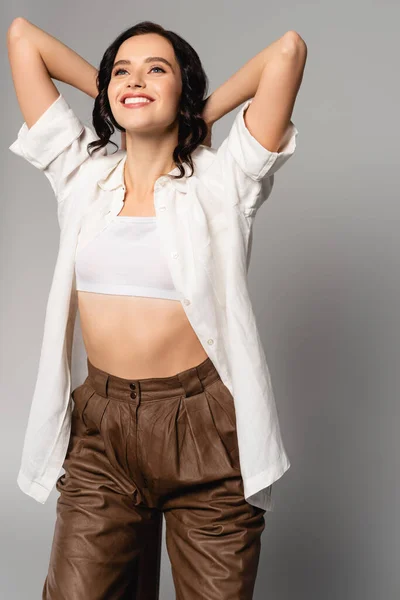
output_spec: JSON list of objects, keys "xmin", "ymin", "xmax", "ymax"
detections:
[{"xmin": 75, "ymin": 215, "xmax": 181, "ymax": 300}]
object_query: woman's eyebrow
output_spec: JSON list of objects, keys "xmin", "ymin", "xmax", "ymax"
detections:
[{"xmin": 112, "ymin": 57, "xmax": 174, "ymax": 70}]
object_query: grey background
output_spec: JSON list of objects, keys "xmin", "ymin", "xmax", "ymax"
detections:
[{"xmin": 2, "ymin": 1, "xmax": 399, "ymax": 599}]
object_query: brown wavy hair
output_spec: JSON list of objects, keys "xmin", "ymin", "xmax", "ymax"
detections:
[{"xmin": 86, "ymin": 21, "xmax": 210, "ymax": 179}]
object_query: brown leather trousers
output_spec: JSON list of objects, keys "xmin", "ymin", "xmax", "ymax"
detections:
[{"xmin": 42, "ymin": 355, "xmax": 266, "ymax": 599}]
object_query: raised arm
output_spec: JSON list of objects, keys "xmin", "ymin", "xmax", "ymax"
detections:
[
  {"xmin": 201, "ymin": 30, "xmax": 307, "ymax": 152},
  {"xmin": 7, "ymin": 17, "xmax": 99, "ymax": 129},
  {"xmin": 7, "ymin": 18, "xmax": 113, "ymax": 217}
]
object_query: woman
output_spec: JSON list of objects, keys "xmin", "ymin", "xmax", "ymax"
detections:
[{"xmin": 8, "ymin": 17, "xmax": 306, "ymax": 600}]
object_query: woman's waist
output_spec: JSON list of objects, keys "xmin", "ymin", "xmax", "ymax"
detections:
[{"xmin": 77, "ymin": 291, "xmax": 208, "ymax": 378}]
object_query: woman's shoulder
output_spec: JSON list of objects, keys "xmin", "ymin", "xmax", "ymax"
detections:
[
  {"xmin": 83, "ymin": 148, "xmax": 125, "ymax": 189},
  {"xmin": 193, "ymin": 144, "xmax": 217, "ymax": 170}
]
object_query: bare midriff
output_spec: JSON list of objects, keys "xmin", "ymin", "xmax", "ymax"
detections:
[{"xmin": 77, "ymin": 292, "xmax": 209, "ymax": 379}]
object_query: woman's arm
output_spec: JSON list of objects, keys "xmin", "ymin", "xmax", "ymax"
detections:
[
  {"xmin": 9, "ymin": 18, "xmax": 99, "ymax": 100},
  {"xmin": 8, "ymin": 18, "xmax": 130, "ymax": 148},
  {"xmin": 201, "ymin": 34, "xmax": 290, "ymax": 126}
]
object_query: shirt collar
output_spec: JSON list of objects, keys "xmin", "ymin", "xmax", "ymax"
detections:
[{"xmin": 96, "ymin": 151, "xmax": 190, "ymax": 194}]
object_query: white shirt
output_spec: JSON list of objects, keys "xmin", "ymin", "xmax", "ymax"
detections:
[{"xmin": 9, "ymin": 92, "xmax": 298, "ymax": 511}]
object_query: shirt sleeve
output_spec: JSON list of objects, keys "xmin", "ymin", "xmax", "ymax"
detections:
[
  {"xmin": 207, "ymin": 97, "xmax": 299, "ymax": 217},
  {"xmin": 8, "ymin": 93, "xmax": 106, "ymax": 202}
]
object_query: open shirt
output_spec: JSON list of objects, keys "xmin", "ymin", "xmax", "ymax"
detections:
[{"xmin": 9, "ymin": 92, "xmax": 298, "ymax": 511}]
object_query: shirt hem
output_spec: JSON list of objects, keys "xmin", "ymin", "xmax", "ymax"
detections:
[
  {"xmin": 243, "ymin": 456, "xmax": 291, "ymax": 512},
  {"xmin": 17, "ymin": 470, "xmax": 51, "ymax": 505}
]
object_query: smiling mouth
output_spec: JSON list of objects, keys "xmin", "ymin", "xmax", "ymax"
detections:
[{"xmin": 120, "ymin": 98, "xmax": 155, "ymax": 108}]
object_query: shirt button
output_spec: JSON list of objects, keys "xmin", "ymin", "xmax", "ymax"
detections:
[
  {"xmin": 171, "ymin": 251, "xmax": 179, "ymax": 259},
  {"xmin": 207, "ymin": 338, "xmax": 214, "ymax": 345},
  {"xmin": 130, "ymin": 391, "xmax": 137, "ymax": 399},
  {"xmin": 159, "ymin": 206, "xmax": 166, "ymax": 211},
  {"xmin": 183, "ymin": 298, "xmax": 191, "ymax": 305},
  {"xmin": 129, "ymin": 383, "xmax": 136, "ymax": 390}
]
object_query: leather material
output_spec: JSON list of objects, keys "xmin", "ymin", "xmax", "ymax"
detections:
[{"xmin": 43, "ymin": 356, "xmax": 266, "ymax": 599}]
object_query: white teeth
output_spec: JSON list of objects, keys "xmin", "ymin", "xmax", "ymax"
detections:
[{"xmin": 123, "ymin": 97, "xmax": 152, "ymax": 105}]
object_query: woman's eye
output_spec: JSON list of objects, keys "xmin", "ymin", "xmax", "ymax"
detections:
[{"xmin": 114, "ymin": 66, "xmax": 165, "ymax": 76}]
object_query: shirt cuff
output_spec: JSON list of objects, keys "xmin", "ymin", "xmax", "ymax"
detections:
[
  {"xmin": 227, "ymin": 97, "xmax": 299, "ymax": 181},
  {"xmin": 9, "ymin": 93, "xmax": 85, "ymax": 171}
]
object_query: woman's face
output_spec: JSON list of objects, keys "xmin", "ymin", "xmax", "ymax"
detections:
[{"xmin": 108, "ymin": 33, "xmax": 183, "ymax": 136}]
